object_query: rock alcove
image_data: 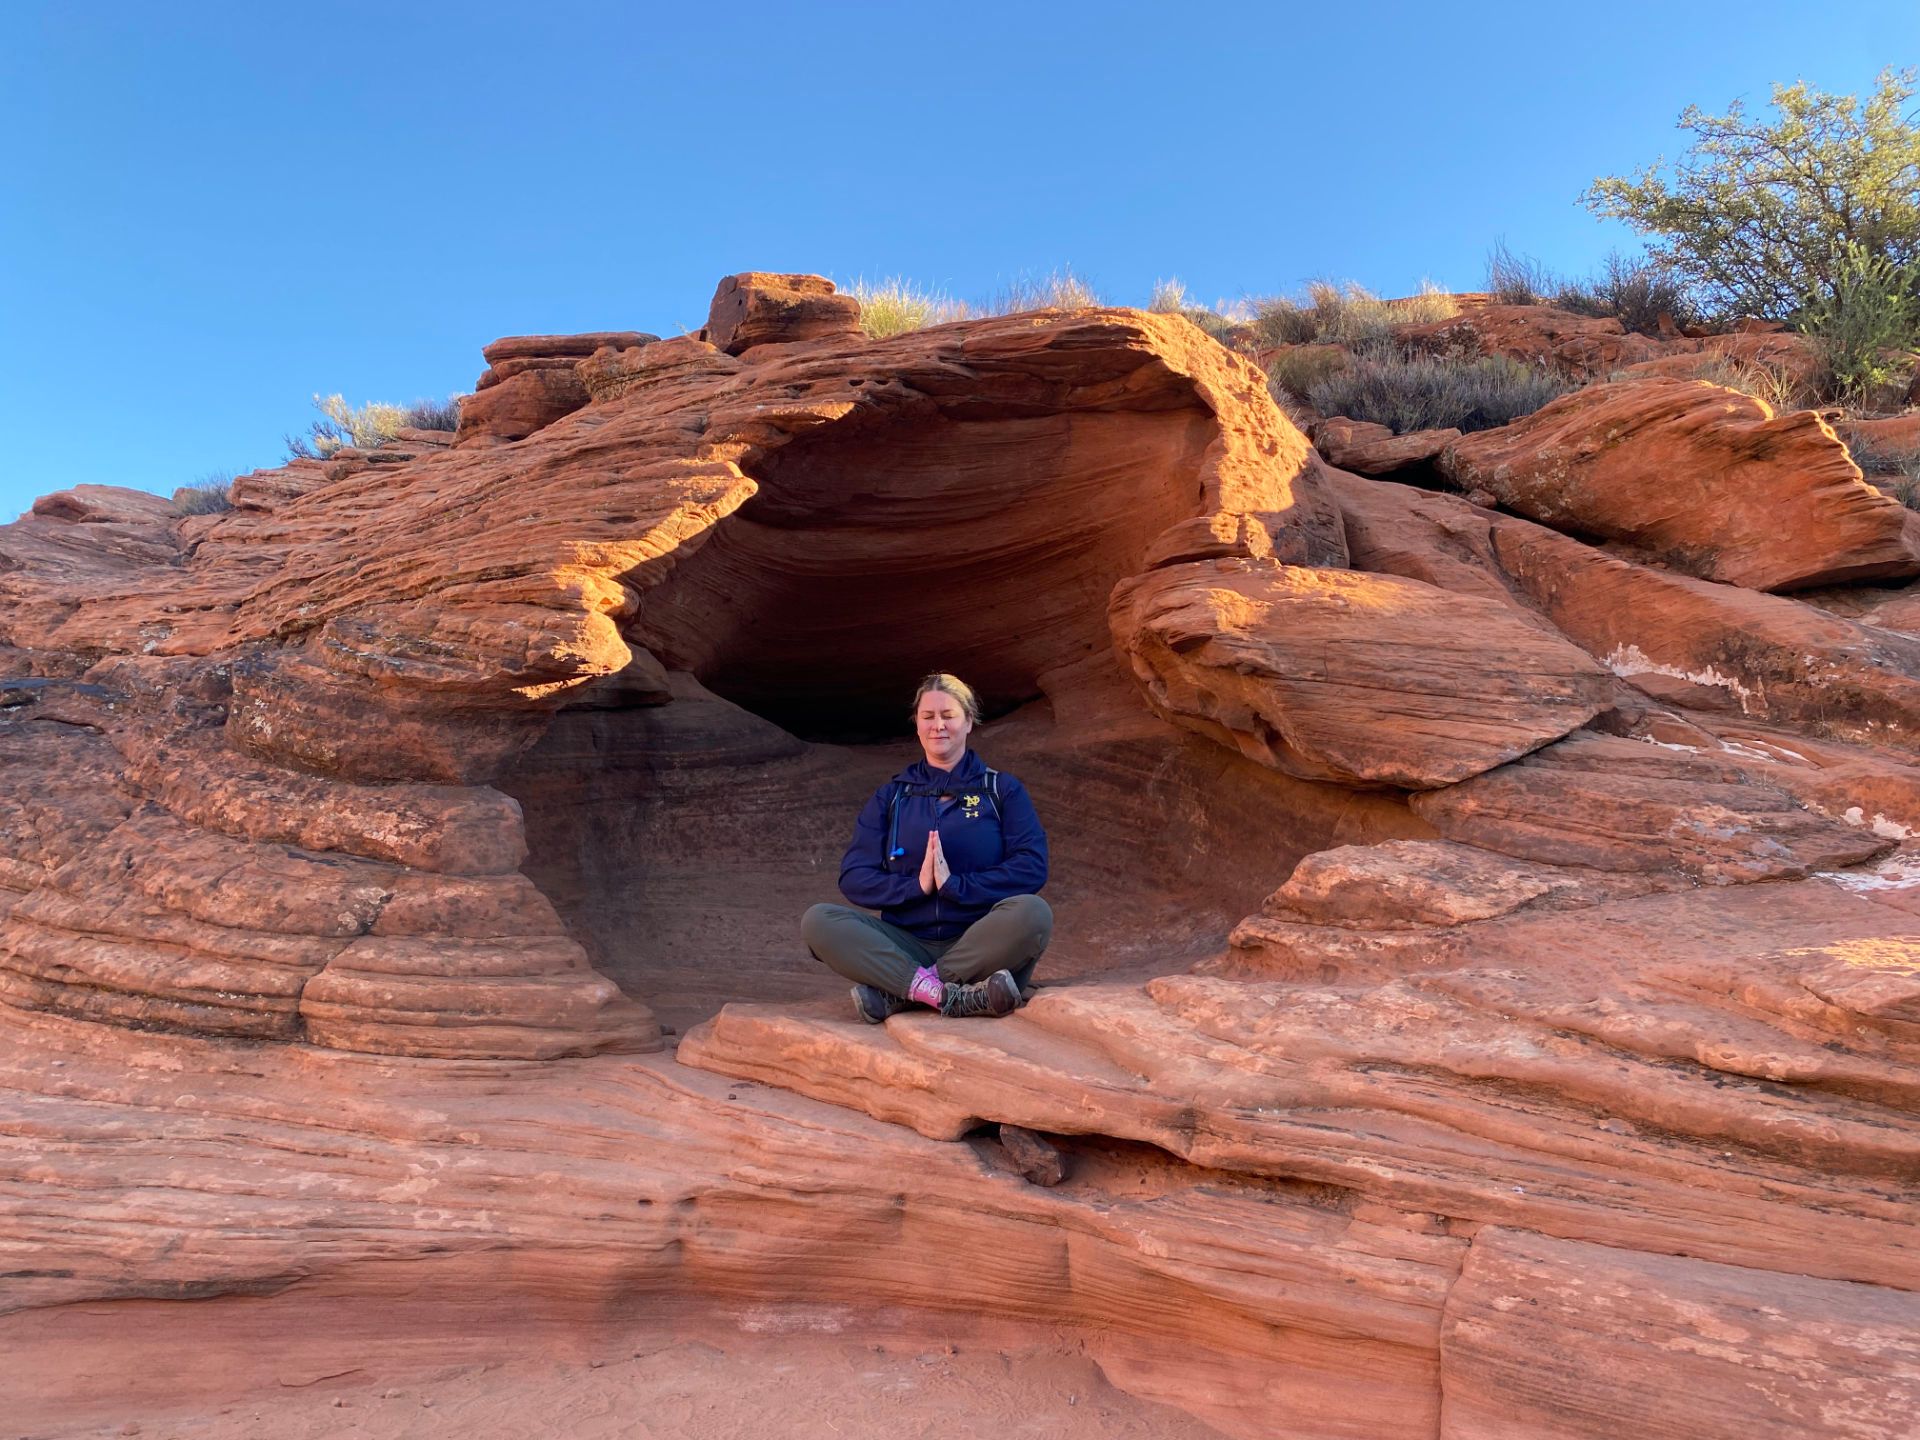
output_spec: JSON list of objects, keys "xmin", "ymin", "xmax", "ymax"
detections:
[
  {"xmin": 496, "ymin": 317, "xmax": 1414, "ymax": 1036},
  {"xmin": 5, "ymin": 274, "xmax": 1920, "ymax": 1438}
]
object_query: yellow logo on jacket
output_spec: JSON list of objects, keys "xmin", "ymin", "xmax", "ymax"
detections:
[{"xmin": 963, "ymin": 794, "xmax": 981, "ymax": 818}]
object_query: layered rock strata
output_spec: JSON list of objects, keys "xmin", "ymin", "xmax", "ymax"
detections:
[
  {"xmin": 0, "ymin": 290, "xmax": 1342, "ymax": 1057},
  {"xmin": 1439, "ymin": 377, "xmax": 1918, "ymax": 591},
  {"xmin": 5, "ymin": 275, "xmax": 1920, "ymax": 1437}
]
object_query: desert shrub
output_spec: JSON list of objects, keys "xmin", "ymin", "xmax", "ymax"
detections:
[
  {"xmin": 1552, "ymin": 252, "xmax": 1704, "ymax": 335},
  {"xmin": 1307, "ymin": 280, "xmax": 1455, "ymax": 350},
  {"xmin": 1307, "ymin": 354, "xmax": 1569, "ymax": 434},
  {"xmin": 1249, "ymin": 281, "xmax": 1455, "ymax": 354},
  {"xmin": 1585, "ymin": 68, "xmax": 1920, "ymax": 319},
  {"xmin": 1248, "ymin": 295, "xmax": 1319, "ymax": 348},
  {"xmin": 1264, "ymin": 346, "xmax": 1348, "ymax": 402},
  {"xmin": 171, "ymin": 472, "xmax": 234, "ymax": 515},
  {"xmin": 1486, "ymin": 242, "xmax": 1553, "ymax": 305},
  {"xmin": 847, "ymin": 277, "xmax": 968, "ymax": 338},
  {"xmin": 285, "ymin": 393, "xmax": 411, "ymax": 459},
  {"xmin": 1851, "ymin": 433, "xmax": 1920, "ymax": 478},
  {"xmin": 402, "ymin": 396, "xmax": 463, "ymax": 431},
  {"xmin": 1795, "ymin": 242, "xmax": 1920, "ymax": 404},
  {"xmin": 1148, "ymin": 278, "xmax": 1238, "ymax": 340},
  {"xmin": 1888, "ymin": 473, "xmax": 1920, "ymax": 511},
  {"xmin": 981, "ymin": 266, "xmax": 1102, "ymax": 315},
  {"xmin": 1667, "ymin": 355, "xmax": 1809, "ymax": 412}
]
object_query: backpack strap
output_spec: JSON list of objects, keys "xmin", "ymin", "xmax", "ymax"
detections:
[
  {"xmin": 884, "ymin": 782, "xmax": 909, "ymax": 867},
  {"xmin": 981, "ymin": 768, "xmax": 1003, "ymax": 821}
]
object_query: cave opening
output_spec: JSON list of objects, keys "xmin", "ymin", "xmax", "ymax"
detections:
[{"xmin": 497, "ymin": 399, "xmax": 1427, "ymax": 1036}]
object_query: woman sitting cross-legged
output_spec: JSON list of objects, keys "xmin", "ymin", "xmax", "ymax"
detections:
[{"xmin": 802, "ymin": 672, "xmax": 1052, "ymax": 1022}]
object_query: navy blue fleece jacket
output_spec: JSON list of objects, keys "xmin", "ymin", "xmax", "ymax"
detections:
[{"xmin": 837, "ymin": 749, "xmax": 1048, "ymax": 942}]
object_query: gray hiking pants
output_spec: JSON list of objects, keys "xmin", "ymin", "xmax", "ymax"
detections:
[{"xmin": 802, "ymin": 895, "xmax": 1053, "ymax": 999}]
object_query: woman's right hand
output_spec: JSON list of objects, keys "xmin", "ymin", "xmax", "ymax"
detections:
[{"xmin": 918, "ymin": 834, "xmax": 937, "ymax": 895}]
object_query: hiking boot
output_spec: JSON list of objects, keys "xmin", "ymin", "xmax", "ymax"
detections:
[
  {"xmin": 939, "ymin": 969, "xmax": 1021, "ymax": 1019},
  {"xmin": 851, "ymin": 984, "xmax": 909, "ymax": 1025}
]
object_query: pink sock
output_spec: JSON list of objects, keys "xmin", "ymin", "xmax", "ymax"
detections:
[{"xmin": 907, "ymin": 966, "xmax": 945, "ymax": 1008}]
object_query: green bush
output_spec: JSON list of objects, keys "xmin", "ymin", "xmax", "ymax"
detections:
[
  {"xmin": 1307, "ymin": 354, "xmax": 1569, "ymax": 434},
  {"xmin": 1795, "ymin": 242, "xmax": 1920, "ymax": 404},
  {"xmin": 1585, "ymin": 68, "xmax": 1920, "ymax": 319},
  {"xmin": 171, "ymin": 472, "xmax": 234, "ymax": 515},
  {"xmin": 846, "ymin": 277, "xmax": 968, "ymax": 338}
]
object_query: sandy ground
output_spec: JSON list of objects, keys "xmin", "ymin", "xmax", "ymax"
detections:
[{"xmin": 27, "ymin": 1333, "xmax": 1226, "ymax": 1440}]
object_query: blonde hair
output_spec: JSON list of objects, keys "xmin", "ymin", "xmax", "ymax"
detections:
[{"xmin": 911, "ymin": 672, "xmax": 981, "ymax": 724}]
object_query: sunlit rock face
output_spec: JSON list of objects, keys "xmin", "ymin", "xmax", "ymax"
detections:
[{"xmin": 5, "ymin": 274, "xmax": 1920, "ymax": 1438}]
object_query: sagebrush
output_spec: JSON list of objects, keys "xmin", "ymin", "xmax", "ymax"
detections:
[
  {"xmin": 171, "ymin": 472, "xmax": 234, "ymax": 516},
  {"xmin": 1306, "ymin": 354, "xmax": 1569, "ymax": 434}
]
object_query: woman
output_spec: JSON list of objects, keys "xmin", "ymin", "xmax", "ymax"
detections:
[{"xmin": 803, "ymin": 673, "xmax": 1052, "ymax": 1022}]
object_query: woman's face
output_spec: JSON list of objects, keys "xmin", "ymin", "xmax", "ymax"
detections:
[{"xmin": 916, "ymin": 688, "xmax": 973, "ymax": 770}]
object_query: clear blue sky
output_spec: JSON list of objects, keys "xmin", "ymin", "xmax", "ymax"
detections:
[{"xmin": 2, "ymin": 0, "xmax": 1915, "ymax": 521}]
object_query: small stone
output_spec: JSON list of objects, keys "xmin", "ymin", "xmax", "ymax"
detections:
[{"xmin": 1000, "ymin": 1124, "xmax": 1068, "ymax": 1186}]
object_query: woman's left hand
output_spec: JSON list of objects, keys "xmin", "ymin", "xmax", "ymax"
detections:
[{"xmin": 930, "ymin": 829, "xmax": 951, "ymax": 891}]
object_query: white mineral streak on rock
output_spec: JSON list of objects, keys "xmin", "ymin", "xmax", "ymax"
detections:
[
  {"xmin": 1604, "ymin": 644, "xmax": 1758, "ymax": 712},
  {"xmin": 1817, "ymin": 849, "xmax": 1920, "ymax": 890},
  {"xmin": 1838, "ymin": 807, "xmax": 1920, "ymax": 841}
]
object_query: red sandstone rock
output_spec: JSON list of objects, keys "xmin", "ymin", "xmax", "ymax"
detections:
[
  {"xmin": 456, "ymin": 364, "xmax": 590, "ymax": 442},
  {"xmin": 31, "ymin": 485, "xmax": 178, "ymax": 524},
  {"xmin": 1608, "ymin": 328, "xmax": 1823, "ymax": 392},
  {"xmin": 0, "ymin": 300, "xmax": 1340, "ymax": 1059},
  {"xmin": 1408, "ymin": 731, "xmax": 1890, "ymax": 883},
  {"xmin": 458, "ymin": 331, "xmax": 659, "ymax": 444},
  {"xmin": 1440, "ymin": 378, "xmax": 1917, "ymax": 591},
  {"xmin": 702, "ymin": 272, "xmax": 862, "ymax": 354},
  {"xmin": 685, "ymin": 876, "xmax": 1920, "ymax": 1289},
  {"xmin": 1840, "ymin": 411, "xmax": 1920, "ymax": 469},
  {"xmin": 1398, "ymin": 303, "xmax": 1666, "ymax": 378},
  {"xmin": 1108, "ymin": 557, "xmax": 1613, "ymax": 788},
  {"xmin": 1439, "ymin": 1228, "xmax": 1920, "ymax": 1440},
  {"xmin": 9, "ymin": 276, "xmax": 1920, "ymax": 1434},
  {"xmin": 1311, "ymin": 416, "xmax": 1460, "ymax": 475},
  {"xmin": 1335, "ymin": 474, "xmax": 1920, "ymax": 754},
  {"xmin": 481, "ymin": 331, "xmax": 654, "ymax": 365}
]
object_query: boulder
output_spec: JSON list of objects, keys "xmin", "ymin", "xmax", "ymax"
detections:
[
  {"xmin": 1409, "ymin": 731, "xmax": 1890, "ymax": 883},
  {"xmin": 702, "ymin": 271, "xmax": 862, "ymax": 354},
  {"xmin": 1439, "ymin": 378, "xmax": 1918, "ymax": 591},
  {"xmin": 1108, "ymin": 557, "xmax": 1614, "ymax": 789},
  {"xmin": 1397, "ymin": 303, "xmax": 1666, "ymax": 378},
  {"xmin": 459, "ymin": 330, "xmax": 660, "ymax": 443},
  {"xmin": 1336, "ymin": 473, "xmax": 1920, "ymax": 753},
  {"xmin": 1840, "ymin": 412, "xmax": 1920, "ymax": 470},
  {"xmin": 457, "ymin": 363, "xmax": 590, "ymax": 442},
  {"xmin": 1311, "ymin": 416, "xmax": 1460, "ymax": 475},
  {"xmin": 31, "ymin": 485, "xmax": 178, "ymax": 525}
]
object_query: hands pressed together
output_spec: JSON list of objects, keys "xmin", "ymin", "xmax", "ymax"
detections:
[{"xmin": 917, "ymin": 829, "xmax": 951, "ymax": 895}]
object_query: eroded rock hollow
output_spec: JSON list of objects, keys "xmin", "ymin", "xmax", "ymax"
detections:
[{"xmin": 3, "ymin": 273, "xmax": 1918, "ymax": 1438}]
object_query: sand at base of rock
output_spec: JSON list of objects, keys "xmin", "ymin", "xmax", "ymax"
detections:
[{"xmin": 33, "ymin": 1332, "xmax": 1227, "ymax": 1440}]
